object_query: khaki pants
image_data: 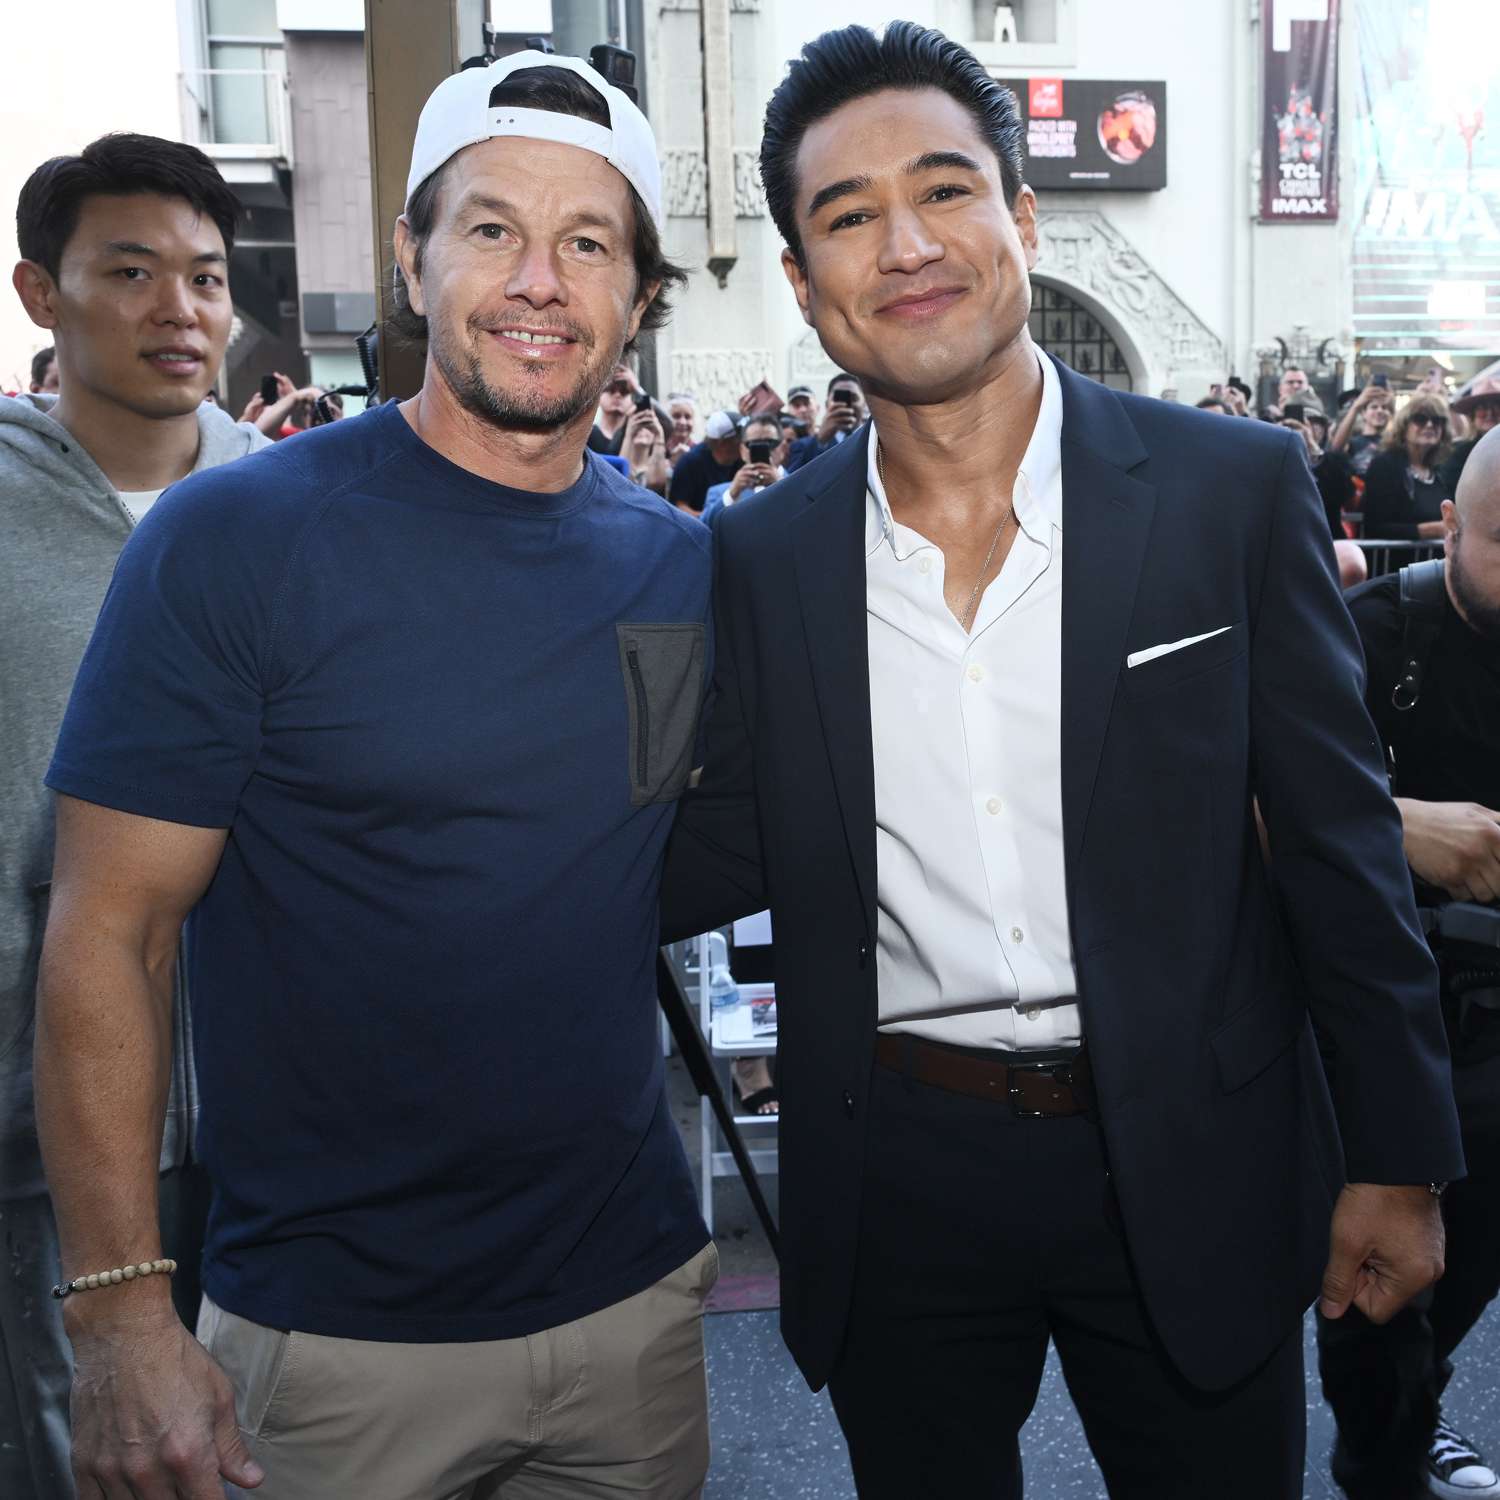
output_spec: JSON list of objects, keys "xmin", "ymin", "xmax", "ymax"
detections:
[{"xmin": 199, "ymin": 1242, "xmax": 718, "ymax": 1500}]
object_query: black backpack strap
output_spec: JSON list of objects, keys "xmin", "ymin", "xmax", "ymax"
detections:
[{"xmin": 1391, "ymin": 558, "xmax": 1447, "ymax": 712}]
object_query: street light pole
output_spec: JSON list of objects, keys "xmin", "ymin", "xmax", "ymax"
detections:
[{"xmin": 364, "ymin": 0, "xmax": 481, "ymax": 402}]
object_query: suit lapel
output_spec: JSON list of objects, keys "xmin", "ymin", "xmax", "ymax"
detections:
[
  {"xmin": 1056, "ymin": 364, "xmax": 1157, "ymax": 877},
  {"xmin": 791, "ymin": 431, "xmax": 878, "ymax": 926}
]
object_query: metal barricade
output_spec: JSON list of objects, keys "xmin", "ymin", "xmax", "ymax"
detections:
[{"xmin": 1351, "ymin": 539, "xmax": 1444, "ymax": 577}]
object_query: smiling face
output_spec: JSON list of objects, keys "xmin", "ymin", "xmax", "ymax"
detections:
[
  {"xmin": 18, "ymin": 193, "xmax": 231, "ymax": 417},
  {"xmin": 395, "ymin": 136, "xmax": 654, "ymax": 433},
  {"xmin": 781, "ymin": 87, "xmax": 1037, "ymax": 406}
]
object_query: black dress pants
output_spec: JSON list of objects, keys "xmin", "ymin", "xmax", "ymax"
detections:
[
  {"xmin": 826, "ymin": 1062, "xmax": 1305, "ymax": 1500},
  {"xmin": 1318, "ymin": 1048, "xmax": 1500, "ymax": 1500}
]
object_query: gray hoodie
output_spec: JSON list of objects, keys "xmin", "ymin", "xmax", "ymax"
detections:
[{"xmin": 0, "ymin": 393, "xmax": 269, "ymax": 1199}]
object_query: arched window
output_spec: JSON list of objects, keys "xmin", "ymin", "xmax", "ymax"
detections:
[{"xmin": 1028, "ymin": 282, "xmax": 1134, "ymax": 391}]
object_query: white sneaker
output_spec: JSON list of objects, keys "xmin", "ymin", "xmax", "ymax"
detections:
[{"xmin": 1428, "ymin": 1417, "xmax": 1500, "ymax": 1498}]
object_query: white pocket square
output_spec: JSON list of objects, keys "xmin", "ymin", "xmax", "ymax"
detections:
[{"xmin": 1126, "ymin": 626, "xmax": 1233, "ymax": 669}]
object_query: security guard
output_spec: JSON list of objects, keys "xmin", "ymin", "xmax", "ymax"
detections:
[{"xmin": 1320, "ymin": 426, "xmax": 1500, "ymax": 1500}]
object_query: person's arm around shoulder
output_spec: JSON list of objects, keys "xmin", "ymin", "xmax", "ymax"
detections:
[
  {"xmin": 35, "ymin": 798, "xmax": 264, "ymax": 1497},
  {"xmin": 1249, "ymin": 430, "xmax": 1459, "ymax": 1325},
  {"xmin": 661, "ymin": 505, "xmax": 768, "ymax": 941}
]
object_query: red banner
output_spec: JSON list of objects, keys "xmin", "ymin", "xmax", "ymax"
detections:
[{"xmin": 1260, "ymin": 0, "xmax": 1340, "ymax": 222}]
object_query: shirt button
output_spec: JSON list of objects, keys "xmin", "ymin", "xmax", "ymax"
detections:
[
  {"xmin": 842, "ymin": 1090, "xmax": 856, "ymax": 1118},
  {"xmin": 917, "ymin": 556, "xmax": 932, "ymax": 574},
  {"xmin": 1021, "ymin": 1005, "xmax": 1041, "ymax": 1023},
  {"xmin": 858, "ymin": 941, "xmax": 869, "ymax": 968},
  {"xmin": 1010, "ymin": 926, "xmax": 1025, "ymax": 944},
  {"xmin": 985, "ymin": 796, "xmax": 1001, "ymax": 816},
  {"xmin": 967, "ymin": 663, "xmax": 984, "ymax": 683}
]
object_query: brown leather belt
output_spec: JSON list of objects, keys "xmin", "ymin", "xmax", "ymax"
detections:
[{"xmin": 874, "ymin": 1032, "xmax": 1095, "ymax": 1117}]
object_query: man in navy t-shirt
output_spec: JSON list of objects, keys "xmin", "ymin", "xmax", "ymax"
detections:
[{"xmin": 37, "ymin": 50, "xmax": 717, "ymax": 1500}]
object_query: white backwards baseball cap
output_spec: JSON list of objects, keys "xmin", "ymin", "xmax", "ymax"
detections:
[{"xmin": 405, "ymin": 50, "xmax": 663, "ymax": 232}]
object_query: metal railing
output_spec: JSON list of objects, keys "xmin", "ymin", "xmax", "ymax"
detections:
[
  {"xmin": 1348, "ymin": 538, "xmax": 1444, "ymax": 577},
  {"xmin": 180, "ymin": 66, "xmax": 292, "ymax": 163}
]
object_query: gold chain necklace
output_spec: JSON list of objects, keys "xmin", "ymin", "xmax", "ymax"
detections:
[{"xmin": 876, "ymin": 443, "xmax": 1013, "ymax": 633}]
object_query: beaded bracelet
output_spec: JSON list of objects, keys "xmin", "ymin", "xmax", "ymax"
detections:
[{"xmin": 52, "ymin": 1258, "xmax": 177, "ymax": 1300}]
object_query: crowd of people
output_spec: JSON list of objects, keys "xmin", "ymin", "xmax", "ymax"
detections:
[
  {"xmin": 1193, "ymin": 363, "xmax": 1500, "ymax": 564},
  {"xmin": 2, "ymin": 18, "xmax": 1499, "ymax": 1500}
]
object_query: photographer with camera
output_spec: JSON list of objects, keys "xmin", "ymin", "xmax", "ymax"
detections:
[
  {"xmin": 621, "ymin": 401, "xmax": 669, "ymax": 493},
  {"xmin": 1319, "ymin": 424, "xmax": 1500, "ymax": 1500},
  {"xmin": 784, "ymin": 371, "xmax": 865, "ymax": 472},
  {"xmin": 1331, "ymin": 380, "xmax": 1395, "ymax": 479},
  {"xmin": 701, "ymin": 411, "xmax": 787, "ymax": 529}
]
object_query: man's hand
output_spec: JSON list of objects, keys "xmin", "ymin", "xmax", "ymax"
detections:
[
  {"xmin": 1321, "ymin": 1182, "xmax": 1444, "ymax": 1324},
  {"xmin": 1397, "ymin": 799, "xmax": 1500, "ymax": 902},
  {"xmin": 727, "ymin": 462, "xmax": 777, "ymax": 500},
  {"xmin": 69, "ymin": 1306, "xmax": 264, "ymax": 1497},
  {"xmin": 623, "ymin": 406, "xmax": 664, "ymax": 464},
  {"xmin": 1279, "ymin": 418, "xmax": 1322, "ymax": 462},
  {"xmin": 817, "ymin": 404, "xmax": 860, "ymax": 444}
]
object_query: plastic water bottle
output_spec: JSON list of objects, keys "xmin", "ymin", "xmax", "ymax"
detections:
[{"xmin": 708, "ymin": 954, "xmax": 742, "ymax": 1016}]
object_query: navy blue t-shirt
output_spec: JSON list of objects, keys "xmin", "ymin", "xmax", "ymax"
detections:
[{"xmin": 47, "ymin": 401, "xmax": 712, "ymax": 1341}]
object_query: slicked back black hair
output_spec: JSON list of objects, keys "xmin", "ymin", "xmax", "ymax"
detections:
[
  {"xmin": 17, "ymin": 134, "xmax": 239, "ymax": 280},
  {"xmin": 760, "ymin": 21, "xmax": 1025, "ymax": 266},
  {"xmin": 391, "ymin": 65, "xmax": 687, "ymax": 348}
]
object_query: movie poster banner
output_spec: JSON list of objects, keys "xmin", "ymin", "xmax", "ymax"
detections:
[
  {"xmin": 996, "ymin": 79, "xmax": 1167, "ymax": 192},
  {"xmin": 1260, "ymin": 0, "xmax": 1340, "ymax": 222}
]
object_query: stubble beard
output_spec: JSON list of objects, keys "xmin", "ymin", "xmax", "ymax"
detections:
[
  {"xmin": 429, "ymin": 309, "xmax": 623, "ymax": 434},
  {"xmin": 1449, "ymin": 541, "xmax": 1500, "ymax": 642}
]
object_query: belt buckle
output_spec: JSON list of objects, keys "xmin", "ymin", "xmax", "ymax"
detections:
[{"xmin": 1006, "ymin": 1057, "xmax": 1074, "ymax": 1119}]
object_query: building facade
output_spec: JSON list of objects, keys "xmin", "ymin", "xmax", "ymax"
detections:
[
  {"xmin": 3, "ymin": 2, "xmax": 1488, "ymax": 409},
  {"xmin": 642, "ymin": 0, "xmax": 1364, "ymax": 414}
]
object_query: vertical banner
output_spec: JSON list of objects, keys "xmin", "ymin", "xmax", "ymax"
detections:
[{"xmin": 1260, "ymin": 0, "xmax": 1340, "ymax": 221}]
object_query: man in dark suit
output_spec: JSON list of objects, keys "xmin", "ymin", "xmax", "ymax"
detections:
[{"xmin": 662, "ymin": 22, "xmax": 1462, "ymax": 1500}]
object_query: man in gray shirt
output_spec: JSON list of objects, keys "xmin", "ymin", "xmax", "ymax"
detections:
[{"xmin": 1, "ymin": 132, "xmax": 266, "ymax": 1500}]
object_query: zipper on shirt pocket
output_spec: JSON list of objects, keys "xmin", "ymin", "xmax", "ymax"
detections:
[
  {"xmin": 616, "ymin": 622, "xmax": 706, "ymax": 806},
  {"xmin": 627, "ymin": 646, "xmax": 650, "ymax": 787}
]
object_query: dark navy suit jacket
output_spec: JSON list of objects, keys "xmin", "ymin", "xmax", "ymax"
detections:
[{"xmin": 661, "ymin": 359, "xmax": 1463, "ymax": 1393}]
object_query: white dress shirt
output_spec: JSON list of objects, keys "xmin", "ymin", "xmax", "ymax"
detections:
[{"xmin": 868, "ymin": 351, "xmax": 1082, "ymax": 1051}]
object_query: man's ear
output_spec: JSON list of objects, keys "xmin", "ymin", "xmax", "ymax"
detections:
[
  {"xmin": 13, "ymin": 260, "xmax": 61, "ymax": 331},
  {"xmin": 1440, "ymin": 497, "xmax": 1459, "ymax": 551},
  {"xmin": 1013, "ymin": 185, "xmax": 1040, "ymax": 272},
  {"xmin": 392, "ymin": 216, "xmax": 426, "ymax": 317},
  {"xmin": 781, "ymin": 247, "xmax": 814, "ymax": 328},
  {"xmin": 626, "ymin": 279, "xmax": 661, "ymax": 345}
]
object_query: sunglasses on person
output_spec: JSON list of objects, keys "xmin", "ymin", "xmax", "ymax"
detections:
[
  {"xmin": 1411, "ymin": 415, "xmax": 1447, "ymax": 429},
  {"xmin": 605, "ymin": 380, "xmax": 633, "ymax": 396}
]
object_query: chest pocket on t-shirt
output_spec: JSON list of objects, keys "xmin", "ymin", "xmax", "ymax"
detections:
[{"xmin": 617, "ymin": 623, "xmax": 706, "ymax": 806}]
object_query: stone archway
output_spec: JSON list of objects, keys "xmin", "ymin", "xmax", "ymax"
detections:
[
  {"xmin": 1028, "ymin": 280, "xmax": 1138, "ymax": 391},
  {"xmin": 1033, "ymin": 211, "xmax": 1225, "ymax": 396}
]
